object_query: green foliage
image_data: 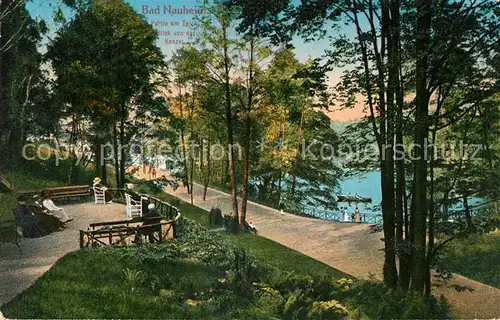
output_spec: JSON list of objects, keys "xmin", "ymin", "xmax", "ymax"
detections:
[
  {"xmin": 341, "ymin": 281, "xmax": 451, "ymax": 319},
  {"xmin": 175, "ymin": 216, "xmax": 237, "ymax": 268},
  {"xmin": 122, "ymin": 268, "xmax": 144, "ymax": 293},
  {"xmin": 437, "ymin": 232, "xmax": 500, "ymax": 288}
]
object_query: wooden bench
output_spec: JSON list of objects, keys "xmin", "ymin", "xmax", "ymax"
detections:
[
  {"xmin": 0, "ymin": 220, "xmax": 22, "ymax": 254},
  {"xmin": 44, "ymin": 185, "xmax": 91, "ymax": 201}
]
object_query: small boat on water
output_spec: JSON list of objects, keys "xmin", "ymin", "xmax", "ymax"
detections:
[{"xmin": 337, "ymin": 194, "xmax": 372, "ymax": 203}]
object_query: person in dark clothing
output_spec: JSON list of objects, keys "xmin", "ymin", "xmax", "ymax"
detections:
[
  {"xmin": 134, "ymin": 204, "xmax": 161, "ymax": 244},
  {"xmin": 14, "ymin": 195, "xmax": 51, "ymax": 238}
]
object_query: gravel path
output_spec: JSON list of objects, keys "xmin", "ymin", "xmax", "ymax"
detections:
[
  {"xmin": 135, "ymin": 166, "xmax": 500, "ymax": 319},
  {"xmin": 0, "ymin": 202, "xmax": 127, "ymax": 307}
]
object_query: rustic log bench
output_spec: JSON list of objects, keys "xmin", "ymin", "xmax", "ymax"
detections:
[
  {"xmin": 44, "ymin": 185, "xmax": 91, "ymax": 201},
  {"xmin": 0, "ymin": 220, "xmax": 22, "ymax": 254}
]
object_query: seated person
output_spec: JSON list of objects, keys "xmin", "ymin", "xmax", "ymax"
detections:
[
  {"xmin": 135, "ymin": 204, "xmax": 161, "ymax": 243},
  {"xmin": 243, "ymin": 220, "xmax": 258, "ymax": 234},
  {"xmin": 93, "ymin": 177, "xmax": 112, "ymax": 202},
  {"xmin": 31, "ymin": 195, "xmax": 64, "ymax": 231},
  {"xmin": 14, "ymin": 195, "xmax": 51, "ymax": 238},
  {"xmin": 125, "ymin": 184, "xmax": 147, "ymax": 212},
  {"xmin": 41, "ymin": 192, "xmax": 72, "ymax": 224}
]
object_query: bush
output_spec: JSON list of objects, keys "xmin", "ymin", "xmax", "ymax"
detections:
[
  {"xmin": 223, "ymin": 214, "xmax": 239, "ymax": 233},
  {"xmin": 343, "ymin": 281, "xmax": 451, "ymax": 319},
  {"xmin": 209, "ymin": 207, "xmax": 223, "ymax": 227},
  {"xmin": 175, "ymin": 217, "xmax": 237, "ymax": 268}
]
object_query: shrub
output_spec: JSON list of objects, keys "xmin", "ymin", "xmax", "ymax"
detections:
[
  {"xmin": 307, "ymin": 300, "xmax": 349, "ymax": 319},
  {"xmin": 343, "ymin": 281, "xmax": 451, "ymax": 319},
  {"xmin": 175, "ymin": 217, "xmax": 236, "ymax": 268},
  {"xmin": 209, "ymin": 207, "xmax": 223, "ymax": 227}
]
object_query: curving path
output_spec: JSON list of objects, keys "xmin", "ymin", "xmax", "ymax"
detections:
[
  {"xmin": 0, "ymin": 203, "xmax": 127, "ymax": 307},
  {"xmin": 135, "ymin": 166, "xmax": 500, "ymax": 319}
]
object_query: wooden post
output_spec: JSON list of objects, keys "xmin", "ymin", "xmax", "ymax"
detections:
[{"xmin": 79, "ymin": 230, "xmax": 84, "ymax": 248}]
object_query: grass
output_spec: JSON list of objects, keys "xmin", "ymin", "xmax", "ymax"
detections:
[
  {"xmin": 1, "ymin": 249, "xmax": 228, "ymax": 319},
  {"xmin": 132, "ymin": 179, "xmax": 349, "ymax": 279},
  {"xmin": 438, "ymin": 232, "xmax": 500, "ymax": 288}
]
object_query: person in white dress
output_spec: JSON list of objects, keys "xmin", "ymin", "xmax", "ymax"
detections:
[
  {"xmin": 343, "ymin": 207, "xmax": 349, "ymax": 222},
  {"xmin": 42, "ymin": 192, "xmax": 72, "ymax": 223}
]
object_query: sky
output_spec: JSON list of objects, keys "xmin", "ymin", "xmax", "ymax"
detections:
[{"xmin": 26, "ymin": 0, "xmax": 366, "ymax": 121}]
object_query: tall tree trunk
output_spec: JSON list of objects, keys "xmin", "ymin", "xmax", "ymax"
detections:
[
  {"xmin": 291, "ymin": 108, "xmax": 305, "ymax": 195},
  {"xmin": 222, "ymin": 20, "xmax": 239, "ymax": 228},
  {"xmin": 411, "ymin": 0, "xmax": 432, "ymax": 294},
  {"xmin": 95, "ymin": 135, "xmax": 107, "ymax": 185},
  {"xmin": 353, "ymin": 0, "xmax": 397, "ymax": 287},
  {"xmin": 425, "ymin": 127, "xmax": 437, "ymax": 295},
  {"xmin": 390, "ymin": 0, "xmax": 411, "ymax": 290},
  {"xmin": 277, "ymin": 171, "xmax": 282, "ymax": 206},
  {"xmin": 241, "ymin": 34, "xmax": 255, "ymax": 226},
  {"xmin": 199, "ymin": 139, "xmax": 204, "ymax": 171},
  {"xmin": 178, "ymin": 86, "xmax": 191, "ymax": 194},
  {"xmin": 113, "ymin": 125, "xmax": 120, "ymax": 188},
  {"xmin": 119, "ymin": 102, "xmax": 126, "ymax": 188},
  {"xmin": 463, "ymin": 195, "xmax": 475, "ymax": 232},
  {"xmin": 0, "ymin": 0, "xmax": 18, "ymax": 167},
  {"xmin": 203, "ymin": 139, "xmax": 211, "ymax": 201},
  {"xmin": 189, "ymin": 87, "xmax": 196, "ymax": 205},
  {"xmin": 384, "ymin": 0, "xmax": 398, "ymax": 288}
]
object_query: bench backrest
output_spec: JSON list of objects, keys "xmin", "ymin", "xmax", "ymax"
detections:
[{"xmin": 45, "ymin": 185, "xmax": 91, "ymax": 197}]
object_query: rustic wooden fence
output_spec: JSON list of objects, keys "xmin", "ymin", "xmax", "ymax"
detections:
[{"xmin": 79, "ymin": 196, "xmax": 181, "ymax": 248}]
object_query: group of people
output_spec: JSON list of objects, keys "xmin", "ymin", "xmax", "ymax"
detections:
[
  {"xmin": 14, "ymin": 192, "xmax": 73, "ymax": 238},
  {"xmin": 341, "ymin": 207, "xmax": 361, "ymax": 223}
]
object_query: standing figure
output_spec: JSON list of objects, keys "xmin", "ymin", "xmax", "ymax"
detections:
[
  {"xmin": 354, "ymin": 207, "xmax": 361, "ymax": 223},
  {"xmin": 343, "ymin": 207, "xmax": 349, "ymax": 222}
]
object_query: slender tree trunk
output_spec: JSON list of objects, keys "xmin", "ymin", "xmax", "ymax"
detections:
[
  {"xmin": 463, "ymin": 195, "xmax": 475, "ymax": 232},
  {"xmin": 95, "ymin": 135, "xmax": 107, "ymax": 185},
  {"xmin": 291, "ymin": 109, "xmax": 305, "ymax": 195},
  {"xmin": 277, "ymin": 171, "xmax": 282, "ymax": 206},
  {"xmin": 353, "ymin": 0, "xmax": 397, "ymax": 287},
  {"xmin": 390, "ymin": 0, "xmax": 411, "ymax": 290},
  {"xmin": 119, "ymin": 102, "xmax": 126, "ymax": 188},
  {"xmin": 0, "ymin": 0, "xmax": 17, "ymax": 167},
  {"xmin": 222, "ymin": 20, "xmax": 239, "ymax": 228},
  {"xmin": 241, "ymin": 35, "xmax": 255, "ymax": 226},
  {"xmin": 67, "ymin": 115, "xmax": 76, "ymax": 184},
  {"xmin": 411, "ymin": 0, "xmax": 432, "ymax": 294},
  {"xmin": 224, "ymin": 156, "xmax": 230, "ymax": 186},
  {"xmin": 380, "ymin": 0, "xmax": 398, "ymax": 288},
  {"xmin": 270, "ymin": 176, "xmax": 276, "ymax": 201},
  {"xmin": 178, "ymin": 86, "xmax": 191, "ymax": 194},
  {"xmin": 426, "ymin": 128, "xmax": 437, "ymax": 296},
  {"xmin": 199, "ymin": 139, "xmax": 204, "ymax": 171},
  {"xmin": 113, "ymin": 125, "xmax": 120, "ymax": 188},
  {"xmin": 189, "ymin": 88, "xmax": 196, "ymax": 205},
  {"xmin": 203, "ymin": 139, "xmax": 211, "ymax": 201}
]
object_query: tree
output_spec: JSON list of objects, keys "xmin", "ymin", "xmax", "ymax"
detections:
[
  {"xmin": 229, "ymin": 0, "xmax": 500, "ymax": 295},
  {"xmin": 47, "ymin": 0, "xmax": 165, "ymax": 187},
  {"xmin": 197, "ymin": 2, "xmax": 242, "ymax": 230},
  {"xmin": 0, "ymin": 0, "xmax": 47, "ymax": 168}
]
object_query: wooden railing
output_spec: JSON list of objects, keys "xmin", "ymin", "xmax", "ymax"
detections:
[
  {"xmin": 79, "ymin": 196, "xmax": 181, "ymax": 248},
  {"xmin": 303, "ymin": 207, "xmax": 383, "ymax": 224}
]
